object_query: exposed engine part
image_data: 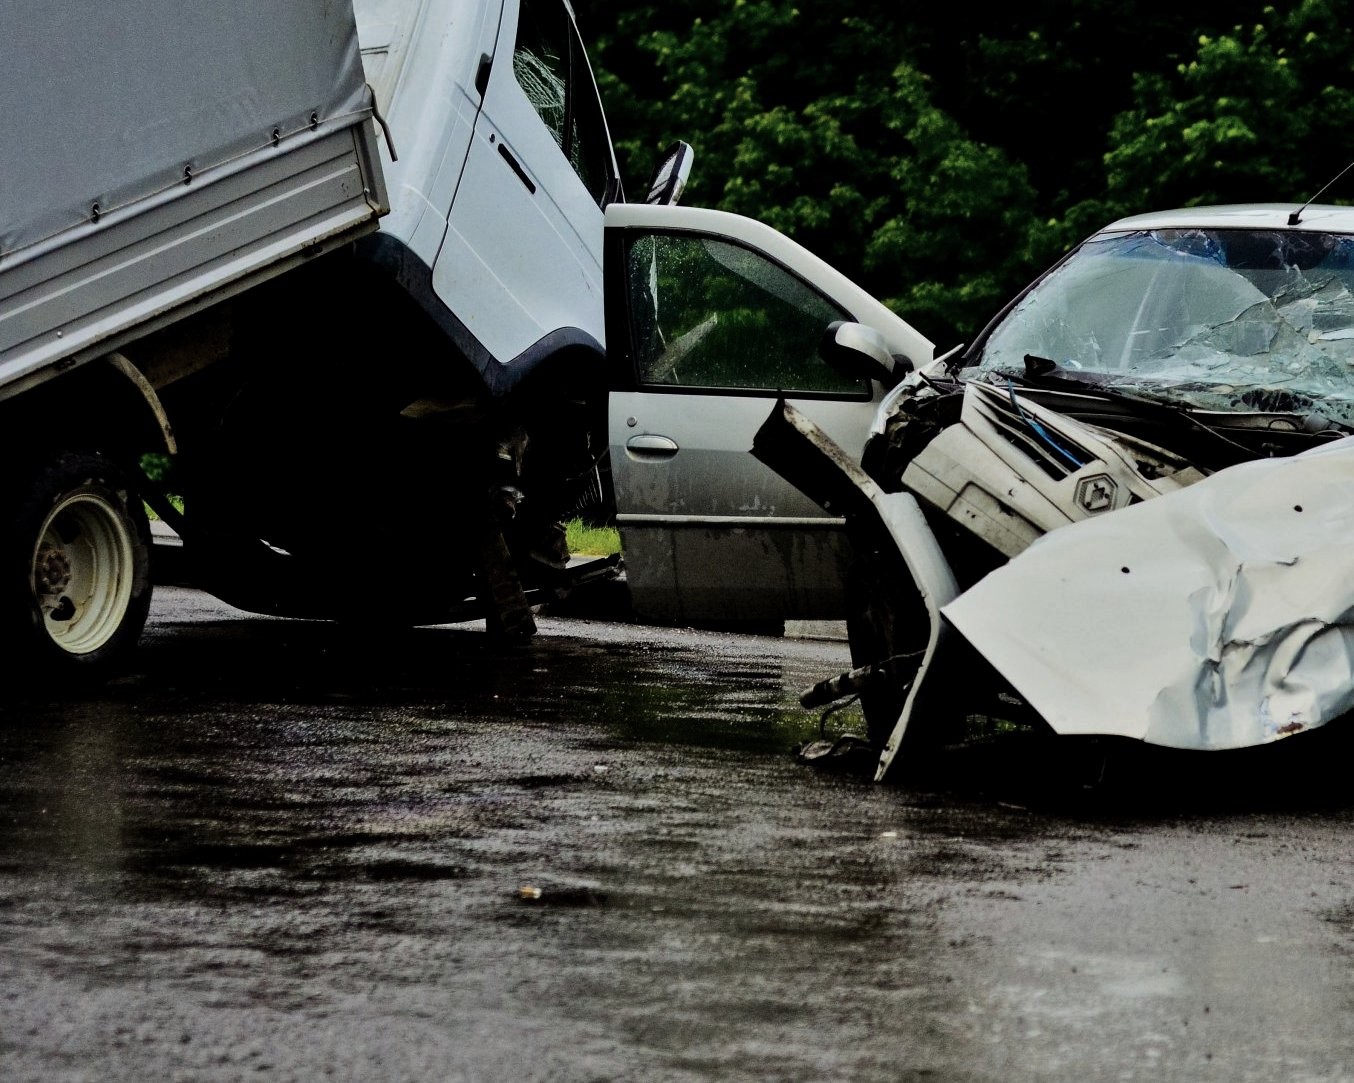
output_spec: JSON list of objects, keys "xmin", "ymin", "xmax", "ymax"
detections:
[{"xmin": 895, "ymin": 381, "xmax": 1204, "ymax": 559}]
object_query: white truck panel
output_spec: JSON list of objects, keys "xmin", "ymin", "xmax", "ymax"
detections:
[
  {"xmin": 0, "ymin": 128, "xmax": 384, "ymax": 399},
  {"xmin": 1, "ymin": 1, "xmax": 372, "ymax": 258},
  {"xmin": 356, "ymin": 0, "xmax": 501, "ymax": 267},
  {"xmin": 358, "ymin": 0, "xmax": 618, "ymax": 368},
  {"xmin": 434, "ymin": 0, "xmax": 610, "ymax": 363},
  {"xmin": 0, "ymin": 0, "xmax": 384, "ymax": 395}
]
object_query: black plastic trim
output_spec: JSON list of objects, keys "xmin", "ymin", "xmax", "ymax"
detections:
[{"xmin": 623, "ymin": 382, "xmax": 872, "ymax": 403}]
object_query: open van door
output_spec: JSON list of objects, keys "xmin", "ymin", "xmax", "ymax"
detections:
[{"xmin": 603, "ymin": 203, "xmax": 933, "ymax": 625}]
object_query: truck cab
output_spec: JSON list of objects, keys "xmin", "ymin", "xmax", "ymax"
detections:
[
  {"xmin": 355, "ymin": 0, "xmax": 618, "ymax": 384},
  {"xmin": 143, "ymin": 0, "xmax": 633, "ymax": 641}
]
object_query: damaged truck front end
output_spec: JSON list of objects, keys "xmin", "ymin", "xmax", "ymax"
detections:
[{"xmin": 755, "ymin": 205, "xmax": 1354, "ymax": 781}]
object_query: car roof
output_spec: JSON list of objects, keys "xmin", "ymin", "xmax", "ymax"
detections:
[{"xmin": 1097, "ymin": 203, "xmax": 1354, "ymax": 235}]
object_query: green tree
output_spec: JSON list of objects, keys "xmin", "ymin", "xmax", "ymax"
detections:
[
  {"xmin": 579, "ymin": 1, "xmax": 1039, "ymax": 344},
  {"xmin": 574, "ymin": 0, "xmax": 1353, "ymax": 345},
  {"xmin": 1102, "ymin": 0, "xmax": 1354, "ymax": 213}
]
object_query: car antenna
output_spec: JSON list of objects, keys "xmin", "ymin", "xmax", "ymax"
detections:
[{"xmin": 1288, "ymin": 159, "xmax": 1354, "ymax": 225}]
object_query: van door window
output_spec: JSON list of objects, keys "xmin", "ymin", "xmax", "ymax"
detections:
[
  {"xmin": 513, "ymin": 0, "xmax": 614, "ymax": 206},
  {"xmin": 626, "ymin": 233, "xmax": 867, "ymax": 396}
]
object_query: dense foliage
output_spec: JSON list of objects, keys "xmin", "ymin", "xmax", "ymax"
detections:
[{"xmin": 574, "ymin": 0, "xmax": 1354, "ymax": 346}]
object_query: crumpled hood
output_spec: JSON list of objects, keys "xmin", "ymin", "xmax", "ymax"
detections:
[{"xmin": 943, "ymin": 436, "xmax": 1354, "ymax": 749}]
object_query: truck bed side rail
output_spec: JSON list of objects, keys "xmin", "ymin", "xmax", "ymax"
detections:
[{"xmin": 0, "ymin": 121, "xmax": 387, "ymax": 403}]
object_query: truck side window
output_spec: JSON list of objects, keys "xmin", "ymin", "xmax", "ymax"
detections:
[
  {"xmin": 513, "ymin": 0, "xmax": 614, "ymax": 206},
  {"xmin": 627, "ymin": 233, "xmax": 866, "ymax": 396},
  {"xmin": 565, "ymin": 23, "xmax": 612, "ymax": 205}
]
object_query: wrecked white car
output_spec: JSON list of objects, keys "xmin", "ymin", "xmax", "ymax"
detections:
[{"xmin": 754, "ymin": 203, "xmax": 1354, "ymax": 781}]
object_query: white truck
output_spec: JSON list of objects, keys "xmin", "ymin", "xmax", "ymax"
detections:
[
  {"xmin": 2, "ymin": 0, "xmax": 935, "ymax": 684},
  {"xmin": 0, "ymin": 0, "xmax": 666, "ymax": 680},
  {"xmin": 1, "ymin": 0, "xmax": 391, "ymax": 678}
]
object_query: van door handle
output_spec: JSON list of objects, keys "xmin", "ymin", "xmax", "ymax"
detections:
[
  {"xmin": 625, "ymin": 434, "xmax": 679, "ymax": 460},
  {"xmin": 497, "ymin": 144, "xmax": 536, "ymax": 194}
]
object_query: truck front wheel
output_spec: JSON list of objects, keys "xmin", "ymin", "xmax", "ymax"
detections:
[{"xmin": 2, "ymin": 452, "xmax": 152, "ymax": 680}]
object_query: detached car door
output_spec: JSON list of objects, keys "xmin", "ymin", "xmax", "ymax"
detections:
[{"xmin": 604, "ymin": 203, "xmax": 933, "ymax": 625}]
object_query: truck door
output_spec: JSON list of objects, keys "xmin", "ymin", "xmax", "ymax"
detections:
[
  {"xmin": 436, "ymin": 0, "xmax": 618, "ymax": 366},
  {"xmin": 604, "ymin": 204, "xmax": 934, "ymax": 626}
]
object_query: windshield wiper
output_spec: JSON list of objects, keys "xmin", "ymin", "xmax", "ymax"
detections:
[{"xmin": 1000, "ymin": 355, "xmax": 1162, "ymax": 402}]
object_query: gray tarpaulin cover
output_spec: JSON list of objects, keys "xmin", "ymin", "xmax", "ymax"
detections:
[
  {"xmin": 944, "ymin": 437, "xmax": 1354, "ymax": 749},
  {"xmin": 0, "ymin": 0, "xmax": 369, "ymax": 259}
]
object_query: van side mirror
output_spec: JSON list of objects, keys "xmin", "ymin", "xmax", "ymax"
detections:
[
  {"xmin": 644, "ymin": 141, "xmax": 694, "ymax": 206},
  {"xmin": 818, "ymin": 321, "xmax": 911, "ymax": 387}
]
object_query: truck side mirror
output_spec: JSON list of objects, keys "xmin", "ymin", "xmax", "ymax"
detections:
[
  {"xmin": 818, "ymin": 321, "xmax": 911, "ymax": 388},
  {"xmin": 644, "ymin": 141, "xmax": 694, "ymax": 206}
]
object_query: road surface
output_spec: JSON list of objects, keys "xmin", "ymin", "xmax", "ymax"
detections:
[{"xmin": 2, "ymin": 588, "xmax": 1353, "ymax": 1080}]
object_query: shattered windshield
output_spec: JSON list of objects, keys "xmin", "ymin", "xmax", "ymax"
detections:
[{"xmin": 971, "ymin": 228, "xmax": 1354, "ymax": 421}]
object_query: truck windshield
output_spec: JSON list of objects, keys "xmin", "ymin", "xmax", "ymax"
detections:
[{"xmin": 971, "ymin": 228, "xmax": 1354, "ymax": 420}]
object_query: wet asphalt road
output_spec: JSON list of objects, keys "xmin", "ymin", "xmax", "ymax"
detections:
[{"xmin": 3, "ymin": 587, "xmax": 1354, "ymax": 1081}]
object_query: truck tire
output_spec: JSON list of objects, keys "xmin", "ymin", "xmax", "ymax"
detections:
[{"xmin": 1, "ymin": 452, "xmax": 152, "ymax": 681}]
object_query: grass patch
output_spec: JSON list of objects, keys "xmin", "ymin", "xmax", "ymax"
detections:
[
  {"xmin": 566, "ymin": 518, "xmax": 621, "ymax": 556},
  {"xmin": 143, "ymin": 495, "xmax": 184, "ymax": 521}
]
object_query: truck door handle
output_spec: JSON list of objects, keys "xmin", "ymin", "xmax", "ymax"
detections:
[
  {"xmin": 625, "ymin": 434, "xmax": 679, "ymax": 460},
  {"xmin": 497, "ymin": 144, "xmax": 536, "ymax": 194}
]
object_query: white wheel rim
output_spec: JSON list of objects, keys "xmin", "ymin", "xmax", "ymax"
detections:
[{"xmin": 30, "ymin": 492, "xmax": 135, "ymax": 655}]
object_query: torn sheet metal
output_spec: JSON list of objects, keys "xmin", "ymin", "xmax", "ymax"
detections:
[
  {"xmin": 751, "ymin": 402, "xmax": 961, "ymax": 779},
  {"xmin": 943, "ymin": 436, "xmax": 1354, "ymax": 749}
]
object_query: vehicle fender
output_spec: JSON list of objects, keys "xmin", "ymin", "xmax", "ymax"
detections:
[
  {"xmin": 104, "ymin": 352, "xmax": 176, "ymax": 454},
  {"xmin": 751, "ymin": 400, "xmax": 961, "ymax": 780},
  {"xmin": 867, "ymin": 490, "xmax": 961, "ymax": 781},
  {"xmin": 944, "ymin": 436, "xmax": 1354, "ymax": 751},
  {"xmin": 0, "ymin": 351, "xmax": 175, "ymax": 462},
  {"xmin": 356, "ymin": 232, "xmax": 604, "ymax": 396}
]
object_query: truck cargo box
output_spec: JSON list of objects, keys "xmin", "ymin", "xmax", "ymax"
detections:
[{"xmin": 0, "ymin": 0, "xmax": 387, "ymax": 398}]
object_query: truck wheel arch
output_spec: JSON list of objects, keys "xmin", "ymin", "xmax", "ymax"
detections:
[
  {"xmin": 354, "ymin": 232, "xmax": 607, "ymax": 398},
  {"xmin": 0, "ymin": 352, "xmax": 176, "ymax": 463}
]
